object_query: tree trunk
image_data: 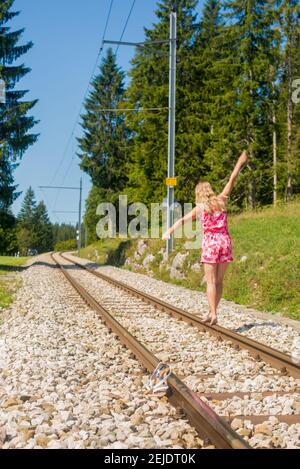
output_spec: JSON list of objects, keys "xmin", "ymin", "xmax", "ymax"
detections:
[
  {"xmin": 286, "ymin": 51, "xmax": 293, "ymax": 201},
  {"xmin": 247, "ymin": 154, "xmax": 256, "ymax": 210},
  {"xmin": 247, "ymin": 69, "xmax": 256, "ymax": 210},
  {"xmin": 248, "ymin": 175, "xmax": 256, "ymax": 210},
  {"xmin": 273, "ymin": 109, "xmax": 277, "ymax": 206}
]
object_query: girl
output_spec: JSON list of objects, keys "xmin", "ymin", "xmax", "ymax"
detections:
[{"xmin": 162, "ymin": 150, "xmax": 248, "ymax": 326}]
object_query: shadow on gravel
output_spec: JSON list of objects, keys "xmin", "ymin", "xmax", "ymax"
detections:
[
  {"xmin": 0, "ymin": 264, "xmax": 28, "ymax": 272},
  {"xmin": 78, "ymin": 262, "xmax": 100, "ymax": 270},
  {"xmin": 28, "ymin": 261, "xmax": 101, "ymax": 271},
  {"xmin": 233, "ymin": 321, "xmax": 280, "ymax": 333},
  {"xmin": 29, "ymin": 261, "xmax": 59, "ymax": 269}
]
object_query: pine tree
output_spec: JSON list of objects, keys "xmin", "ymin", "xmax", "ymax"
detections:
[
  {"xmin": 78, "ymin": 48, "xmax": 129, "ymax": 205},
  {"xmin": 191, "ymin": 0, "xmax": 226, "ymax": 185},
  {"xmin": 278, "ymin": 0, "xmax": 300, "ymax": 199},
  {"xmin": 52, "ymin": 223, "xmax": 76, "ymax": 244},
  {"xmin": 125, "ymin": 0, "xmax": 200, "ymax": 206},
  {"xmin": 83, "ymin": 186, "xmax": 105, "ymax": 244},
  {"xmin": 17, "ymin": 189, "xmax": 54, "ymax": 254},
  {"xmin": 0, "ymin": 0, "xmax": 38, "ymax": 212},
  {"xmin": 34, "ymin": 201, "xmax": 53, "ymax": 253},
  {"xmin": 202, "ymin": 0, "xmax": 280, "ymax": 209},
  {"xmin": 18, "ymin": 186, "xmax": 36, "ymax": 228},
  {"xmin": 0, "ymin": 209, "xmax": 17, "ymax": 254},
  {"xmin": 17, "ymin": 187, "xmax": 37, "ymax": 254}
]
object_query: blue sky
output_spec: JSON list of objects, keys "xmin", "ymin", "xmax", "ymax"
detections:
[{"xmin": 12, "ymin": 0, "xmax": 204, "ymax": 224}]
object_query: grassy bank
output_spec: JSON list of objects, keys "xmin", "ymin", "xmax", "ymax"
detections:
[
  {"xmin": 79, "ymin": 200, "xmax": 300, "ymax": 321},
  {"xmin": 0, "ymin": 256, "xmax": 28, "ymax": 308}
]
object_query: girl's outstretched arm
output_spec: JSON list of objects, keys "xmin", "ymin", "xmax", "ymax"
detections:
[
  {"xmin": 162, "ymin": 206, "xmax": 200, "ymax": 240},
  {"xmin": 219, "ymin": 150, "xmax": 248, "ymax": 198}
]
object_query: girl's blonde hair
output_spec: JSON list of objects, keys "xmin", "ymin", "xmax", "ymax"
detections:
[{"xmin": 195, "ymin": 181, "xmax": 226, "ymax": 214}]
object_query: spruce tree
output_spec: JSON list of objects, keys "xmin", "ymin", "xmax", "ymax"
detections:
[
  {"xmin": 278, "ymin": 0, "xmax": 300, "ymax": 199},
  {"xmin": 83, "ymin": 186, "xmax": 105, "ymax": 244},
  {"xmin": 17, "ymin": 187, "xmax": 37, "ymax": 254},
  {"xmin": 34, "ymin": 201, "xmax": 53, "ymax": 253},
  {"xmin": 0, "ymin": 209, "xmax": 17, "ymax": 254},
  {"xmin": 52, "ymin": 223, "xmax": 76, "ymax": 244},
  {"xmin": 192, "ymin": 0, "xmax": 226, "ymax": 184},
  {"xmin": 202, "ymin": 0, "xmax": 280, "ymax": 208},
  {"xmin": 0, "ymin": 0, "xmax": 38, "ymax": 211},
  {"xmin": 78, "ymin": 48, "xmax": 129, "ymax": 204},
  {"xmin": 18, "ymin": 186, "xmax": 36, "ymax": 228},
  {"xmin": 17, "ymin": 189, "xmax": 54, "ymax": 254},
  {"xmin": 126, "ymin": 0, "xmax": 200, "ymax": 205}
]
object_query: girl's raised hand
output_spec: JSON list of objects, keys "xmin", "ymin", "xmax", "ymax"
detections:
[
  {"xmin": 239, "ymin": 150, "xmax": 248, "ymax": 165},
  {"xmin": 162, "ymin": 229, "xmax": 171, "ymax": 240}
]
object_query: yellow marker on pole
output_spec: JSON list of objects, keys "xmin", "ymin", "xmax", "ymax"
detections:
[{"xmin": 166, "ymin": 177, "xmax": 177, "ymax": 187}]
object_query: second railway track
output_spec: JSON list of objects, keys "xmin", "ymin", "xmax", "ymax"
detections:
[{"xmin": 54, "ymin": 252, "xmax": 300, "ymax": 448}]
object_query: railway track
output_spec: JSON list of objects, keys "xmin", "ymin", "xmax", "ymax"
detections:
[
  {"xmin": 52, "ymin": 252, "xmax": 300, "ymax": 448},
  {"xmin": 60, "ymin": 252, "xmax": 300, "ymax": 380},
  {"xmin": 51, "ymin": 252, "xmax": 249, "ymax": 449}
]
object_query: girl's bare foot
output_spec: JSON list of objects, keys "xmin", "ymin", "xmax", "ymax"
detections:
[
  {"xmin": 210, "ymin": 316, "xmax": 218, "ymax": 326},
  {"xmin": 203, "ymin": 313, "xmax": 212, "ymax": 323}
]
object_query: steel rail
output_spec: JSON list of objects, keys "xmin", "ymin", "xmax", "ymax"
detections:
[
  {"xmin": 52, "ymin": 253, "xmax": 249, "ymax": 449},
  {"xmin": 60, "ymin": 253, "xmax": 300, "ymax": 380}
]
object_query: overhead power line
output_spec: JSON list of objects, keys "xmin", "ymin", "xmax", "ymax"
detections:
[
  {"xmin": 49, "ymin": 0, "xmax": 115, "ymax": 187},
  {"xmin": 48, "ymin": 0, "xmax": 115, "ymax": 221},
  {"xmin": 92, "ymin": 107, "xmax": 169, "ymax": 112},
  {"xmin": 115, "ymin": 0, "xmax": 136, "ymax": 55}
]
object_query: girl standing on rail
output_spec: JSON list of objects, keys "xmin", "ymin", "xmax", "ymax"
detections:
[{"xmin": 162, "ymin": 150, "xmax": 248, "ymax": 326}]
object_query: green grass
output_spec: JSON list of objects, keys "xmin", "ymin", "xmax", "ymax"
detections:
[
  {"xmin": 0, "ymin": 256, "xmax": 28, "ymax": 308},
  {"xmin": 225, "ymin": 203, "xmax": 300, "ymax": 319},
  {"xmin": 80, "ymin": 200, "xmax": 300, "ymax": 321},
  {"xmin": 80, "ymin": 238, "xmax": 132, "ymax": 266}
]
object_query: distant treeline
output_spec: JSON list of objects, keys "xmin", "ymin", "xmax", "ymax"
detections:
[
  {"xmin": 0, "ymin": 188, "xmax": 76, "ymax": 256},
  {"xmin": 78, "ymin": 0, "xmax": 300, "ymax": 243}
]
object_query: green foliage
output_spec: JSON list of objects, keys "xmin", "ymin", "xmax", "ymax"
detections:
[
  {"xmin": 125, "ymin": 0, "xmax": 201, "ymax": 205},
  {"xmin": 0, "ymin": 0, "xmax": 38, "ymax": 212},
  {"xmin": 198, "ymin": 0, "xmax": 282, "ymax": 208},
  {"xmin": 0, "ymin": 255, "xmax": 28, "ymax": 308},
  {"xmin": 17, "ymin": 188, "xmax": 53, "ymax": 255},
  {"xmin": 54, "ymin": 239, "xmax": 77, "ymax": 252},
  {"xmin": 78, "ymin": 48, "xmax": 130, "ymax": 202},
  {"xmin": 83, "ymin": 186, "xmax": 105, "ymax": 244},
  {"xmin": 0, "ymin": 1, "xmax": 38, "ymax": 255},
  {"xmin": 0, "ymin": 210, "xmax": 17, "ymax": 254},
  {"xmin": 278, "ymin": 0, "xmax": 300, "ymax": 199},
  {"xmin": 80, "ymin": 237, "xmax": 132, "ymax": 266},
  {"xmin": 33, "ymin": 201, "xmax": 53, "ymax": 253},
  {"xmin": 79, "ymin": 1, "xmax": 300, "ymax": 239},
  {"xmin": 52, "ymin": 223, "xmax": 77, "ymax": 244},
  {"xmin": 17, "ymin": 186, "xmax": 36, "ymax": 254},
  {"xmin": 81, "ymin": 199, "xmax": 300, "ymax": 320}
]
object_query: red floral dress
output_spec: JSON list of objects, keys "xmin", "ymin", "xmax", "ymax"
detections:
[{"xmin": 200, "ymin": 210, "xmax": 233, "ymax": 264}]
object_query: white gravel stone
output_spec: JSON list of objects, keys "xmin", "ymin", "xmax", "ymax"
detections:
[
  {"xmin": 62, "ymin": 252, "xmax": 300, "ymax": 449},
  {"xmin": 69, "ymin": 254, "xmax": 300, "ymax": 356},
  {"xmin": 0, "ymin": 254, "xmax": 206, "ymax": 450}
]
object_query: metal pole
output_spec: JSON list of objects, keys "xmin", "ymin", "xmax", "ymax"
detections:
[
  {"xmin": 167, "ymin": 11, "xmax": 177, "ymax": 255},
  {"xmin": 85, "ymin": 223, "xmax": 88, "ymax": 248},
  {"xmin": 78, "ymin": 177, "xmax": 82, "ymax": 256}
]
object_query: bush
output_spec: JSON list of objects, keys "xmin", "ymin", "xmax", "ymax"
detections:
[{"xmin": 54, "ymin": 239, "xmax": 77, "ymax": 252}]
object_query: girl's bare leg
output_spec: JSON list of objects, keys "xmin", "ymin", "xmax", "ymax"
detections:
[
  {"xmin": 203, "ymin": 263, "xmax": 218, "ymax": 322},
  {"xmin": 216, "ymin": 263, "xmax": 229, "ymax": 307}
]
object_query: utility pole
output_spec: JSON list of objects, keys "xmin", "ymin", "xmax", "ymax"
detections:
[
  {"xmin": 103, "ymin": 11, "xmax": 177, "ymax": 255},
  {"xmin": 78, "ymin": 177, "xmax": 83, "ymax": 256},
  {"xmin": 166, "ymin": 10, "xmax": 177, "ymax": 255}
]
